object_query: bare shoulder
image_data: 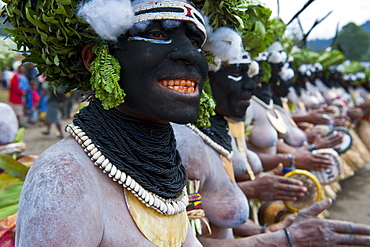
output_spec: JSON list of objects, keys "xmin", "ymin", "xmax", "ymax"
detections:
[
  {"xmin": 171, "ymin": 123, "xmax": 211, "ymax": 181},
  {"xmin": 16, "ymin": 136, "xmax": 104, "ymax": 246}
]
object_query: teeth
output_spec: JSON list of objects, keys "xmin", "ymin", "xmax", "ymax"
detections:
[{"xmin": 160, "ymin": 79, "xmax": 196, "ymax": 93}]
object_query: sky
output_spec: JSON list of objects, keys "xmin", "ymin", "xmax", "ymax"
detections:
[{"xmin": 263, "ymin": 0, "xmax": 370, "ymax": 40}]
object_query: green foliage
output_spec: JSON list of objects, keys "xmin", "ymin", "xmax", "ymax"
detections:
[
  {"xmin": 202, "ymin": 77, "xmax": 212, "ymax": 95},
  {"xmin": 0, "ymin": 182, "xmax": 23, "ymax": 219},
  {"xmin": 192, "ymin": 90, "xmax": 216, "ymax": 128},
  {"xmin": 317, "ymin": 49, "xmax": 345, "ymax": 71},
  {"xmin": 291, "ymin": 48, "xmax": 319, "ymax": 71},
  {"xmin": 0, "ymin": 204, "xmax": 19, "ymax": 220},
  {"xmin": 259, "ymin": 60, "xmax": 271, "ymax": 82},
  {"xmin": 0, "ymin": 154, "xmax": 29, "ymax": 219},
  {"xmin": 0, "ymin": 154, "xmax": 29, "ymax": 179},
  {"xmin": 334, "ymin": 22, "xmax": 370, "ymax": 61},
  {"xmin": 0, "ymin": 39, "xmax": 19, "ymax": 71},
  {"xmin": 193, "ymin": 0, "xmax": 276, "ymax": 58},
  {"xmin": 244, "ymin": 117, "xmax": 253, "ymax": 137},
  {"xmin": 343, "ymin": 61, "xmax": 365, "ymax": 75},
  {"xmin": 13, "ymin": 127, "xmax": 24, "ymax": 143},
  {"xmin": 90, "ymin": 44, "xmax": 125, "ymax": 109},
  {"xmin": 2, "ymin": 0, "xmax": 98, "ymax": 92}
]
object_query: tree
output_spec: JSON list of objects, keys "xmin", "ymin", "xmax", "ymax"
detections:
[{"xmin": 334, "ymin": 22, "xmax": 370, "ymax": 61}]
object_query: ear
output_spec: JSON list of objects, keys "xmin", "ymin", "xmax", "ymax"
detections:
[{"xmin": 81, "ymin": 43, "xmax": 96, "ymax": 73}]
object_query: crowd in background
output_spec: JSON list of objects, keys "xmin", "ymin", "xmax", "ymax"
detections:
[{"xmin": 1, "ymin": 61, "xmax": 80, "ymax": 137}]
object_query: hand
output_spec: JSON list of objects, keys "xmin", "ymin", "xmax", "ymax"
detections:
[
  {"xmin": 250, "ymin": 165, "xmax": 307, "ymax": 201},
  {"xmin": 266, "ymin": 215, "xmax": 296, "ymax": 233},
  {"xmin": 305, "ymin": 128, "xmax": 325, "ymax": 144},
  {"xmin": 293, "ymin": 147, "xmax": 334, "ymax": 171},
  {"xmin": 347, "ymin": 107, "xmax": 363, "ymax": 122},
  {"xmin": 358, "ymin": 101, "xmax": 370, "ymax": 110},
  {"xmin": 288, "ymin": 199, "xmax": 370, "ymax": 246},
  {"xmin": 312, "ymin": 131, "xmax": 344, "ymax": 150},
  {"xmin": 307, "ymin": 109, "xmax": 333, "ymax": 125}
]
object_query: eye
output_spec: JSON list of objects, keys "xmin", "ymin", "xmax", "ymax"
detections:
[
  {"xmin": 145, "ymin": 29, "xmax": 168, "ymax": 40},
  {"xmin": 190, "ymin": 38, "xmax": 201, "ymax": 48},
  {"xmin": 229, "ymin": 71, "xmax": 241, "ymax": 77}
]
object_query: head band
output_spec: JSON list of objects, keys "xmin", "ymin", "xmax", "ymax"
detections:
[{"xmin": 133, "ymin": 0, "xmax": 207, "ymax": 46}]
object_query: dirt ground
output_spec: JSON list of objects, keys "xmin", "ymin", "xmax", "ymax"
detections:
[{"xmin": 19, "ymin": 118, "xmax": 370, "ymax": 226}]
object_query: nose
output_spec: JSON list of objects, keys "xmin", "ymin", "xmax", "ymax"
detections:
[{"xmin": 168, "ymin": 33, "xmax": 202, "ymax": 66}]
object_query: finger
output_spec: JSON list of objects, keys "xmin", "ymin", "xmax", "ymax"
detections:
[
  {"xmin": 312, "ymin": 155, "xmax": 334, "ymax": 167},
  {"xmin": 272, "ymin": 163, "xmax": 284, "ymax": 175},
  {"xmin": 327, "ymin": 135, "xmax": 344, "ymax": 144},
  {"xmin": 310, "ymin": 161, "xmax": 333, "ymax": 171},
  {"xmin": 276, "ymin": 182, "xmax": 308, "ymax": 194},
  {"xmin": 274, "ymin": 185, "xmax": 307, "ymax": 199},
  {"xmin": 277, "ymin": 176, "xmax": 305, "ymax": 186},
  {"xmin": 310, "ymin": 163, "xmax": 333, "ymax": 171},
  {"xmin": 337, "ymin": 234, "xmax": 370, "ymax": 246},
  {"xmin": 283, "ymin": 215, "xmax": 296, "ymax": 226},
  {"xmin": 274, "ymin": 191, "xmax": 307, "ymax": 201},
  {"xmin": 333, "ymin": 221, "xmax": 370, "ymax": 235},
  {"xmin": 298, "ymin": 198, "xmax": 332, "ymax": 216},
  {"xmin": 274, "ymin": 195, "xmax": 299, "ymax": 201}
]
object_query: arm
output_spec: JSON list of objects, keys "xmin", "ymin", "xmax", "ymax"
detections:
[
  {"xmin": 16, "ymin": 141, "xmax": 103, "ymax": 246},
  {"xmin": 199, "ymin": 199, "xmax": 370, "ymax": 247},
  {"xmin": 256, "ymin": 152, "xmax": 292, "ymax": 171},
  {"xmin": 276, "ymin": 141, "xmax": 334, "ymax": 171},
  {"xmin": 292, "ymin": 108, "xmax": 332, "ymax": 125},
  {"xmin": 237, "ymin": 164, "xmax": 307, "ymax": 201}
]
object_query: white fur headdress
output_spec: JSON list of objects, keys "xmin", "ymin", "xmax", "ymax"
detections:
[
  {"xmin": 78, "ymin": 0, "xmax": 134, "ymax": 41},
  {"xmin": 204, "ymin": 27, "xmax": 252, "ymax": 72},
  {"xmin": 77, "ymin": 0, "xmax": 207, "ymax": 43}
]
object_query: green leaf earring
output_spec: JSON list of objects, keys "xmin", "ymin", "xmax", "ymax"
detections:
[
  {"xmin": 193, "ymin": 90, "xmax": 216, "ymax": 128},
  {"xmin": 90, "ymin": 44, "xmax": 126, "ymax": 109}
]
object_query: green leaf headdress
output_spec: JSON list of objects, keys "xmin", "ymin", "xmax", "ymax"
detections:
[
  {"xmin": 1, "ymin": 0, "xmax": 276, "ymax": 127},
  {"xmin": 193, "ymin": 0, "xmax": 277, "ymax": 59}
]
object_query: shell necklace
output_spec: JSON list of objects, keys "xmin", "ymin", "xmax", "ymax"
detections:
[
  {"xmin": 66, "ymin": 124, "xmax": 188, "ymax": 216},
  {"xmin": 186, "ymin": 123, "xmax": 233, "ymax": 160},
  {"xmin": 252, "ymin": 96, "xmax": 287, "ymax": 134},
  {"xmin": 186, "ymin": 123, "xmax": 235, "ymax": 182}
]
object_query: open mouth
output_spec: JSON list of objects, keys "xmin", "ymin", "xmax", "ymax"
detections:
[{"xmin": 159, "ymin": 79, "xmax": 196, "ymax": 93}]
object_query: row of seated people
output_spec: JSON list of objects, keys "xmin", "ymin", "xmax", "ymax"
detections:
[{"xmin": 172, "ymin": 29, "xmax": 370, "ymax": 245}]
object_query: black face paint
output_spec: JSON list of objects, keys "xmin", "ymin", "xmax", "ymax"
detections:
[
  {"xmin": 254, "ymin": 82, "xmax": 272, "ymax": 105},
  {"xmin": 210, "ymin": 63, "xmax": 256, "ymax": 119},
  {"xmin": 271, "ymin": 79, "xmax": 292, "ymax": 97},
  {"xmin": 112, "ymin": 21, "xmax": 208, "ymax": 124}
]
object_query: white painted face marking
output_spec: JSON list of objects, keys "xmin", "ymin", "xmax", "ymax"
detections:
[
  {"xmin": 128, "ymin": 36, "xmax": 172, "ymax": 44},
  {"xmin": 228, "ymin": 75, "xmax": 243, "ymax": 82}
]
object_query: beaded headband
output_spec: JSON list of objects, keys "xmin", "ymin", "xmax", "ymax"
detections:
[{"xmin": 133, "ymin": 0, "xmax": 207, "ymax": 46}]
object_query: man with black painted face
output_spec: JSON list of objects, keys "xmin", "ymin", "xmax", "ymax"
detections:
[
  {"xmin": 8, "ymin": 0, "xmax": 210, "ymax": 246},
  {"xmin": 209, "ymin": 62, "xmax": 255, "ymax": 118}
]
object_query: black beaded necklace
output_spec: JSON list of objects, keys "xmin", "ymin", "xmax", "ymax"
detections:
[
  {"xmin": 73, "ymin": 100, "xmax": 187, "ymax": 199},
  {"xmin": 199, "ymin": 114, "xmax": 232, "ymax": 152}
]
